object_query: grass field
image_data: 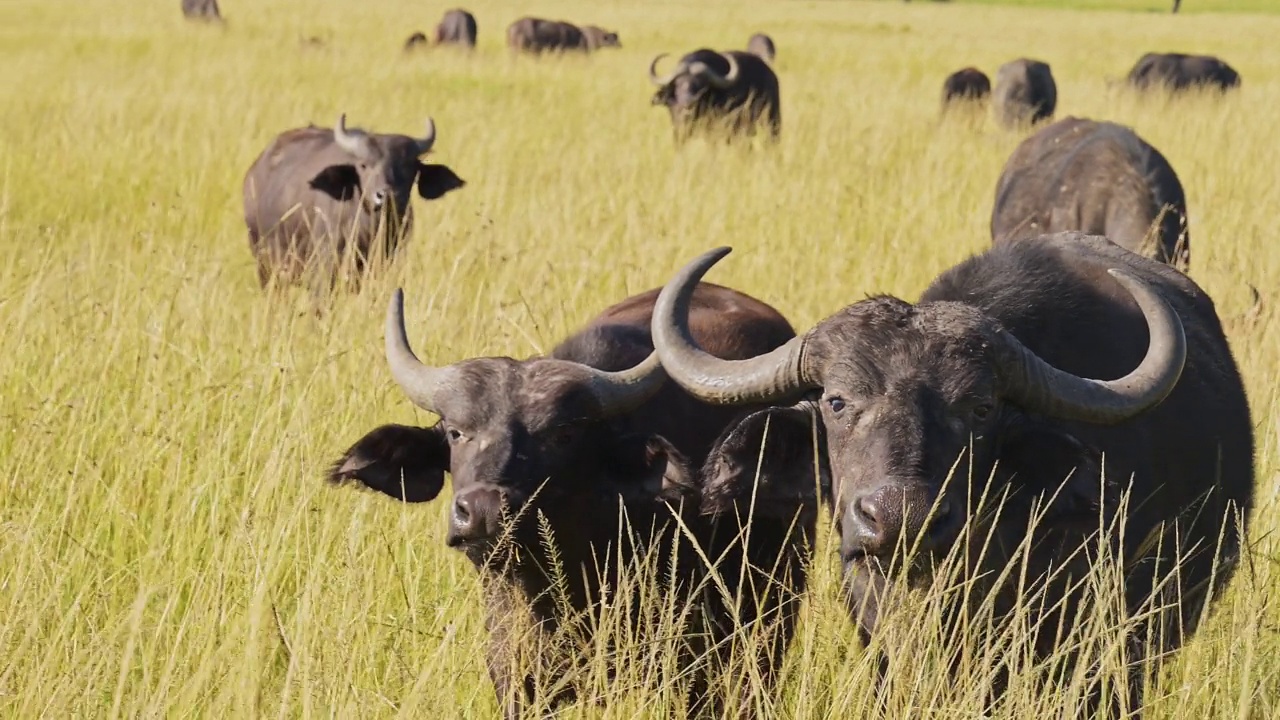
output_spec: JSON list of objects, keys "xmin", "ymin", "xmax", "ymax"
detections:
[{"xmin": 2, "ymin": 0, "xmax": 1279, "ymax": 717}]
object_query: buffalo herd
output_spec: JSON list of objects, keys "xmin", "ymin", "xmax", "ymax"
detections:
[{"xmin": 184, "ymin": 0, "xmax": 1257, "ymax": 715}]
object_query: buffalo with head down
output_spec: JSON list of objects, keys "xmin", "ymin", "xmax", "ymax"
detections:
[
  {"xmin": 242, "ymin": 115, "xmax": 465, "ymax": 293},
  {"xmin": 328, "ymin": 283, "xmax": 820, "ymax": 718},
  {"xmin": 992, "ymin": 116, "xmax": 1191, "ymax": 269},
  {"xmin": 435, "ymin": 8, "xmax": 478, "ymax": 48},
  {"xmin": 746, "ymin": 33, "xmax": 776, "ymax": 63},
  {"xmin": 1127, "ymin": 52, "xmax": 1240, "ymax": 93},
  {"xmin": 993, "ymin": 58, "xmax": 1056, "ymax": 128},
  {"xmin": 941, "ymin": 67, "xmax": 991, "ymax": 109},
  {"xmin": 651, "ymin": 236, "xmax": 1253, "ymax": 713},
  {"xmin": 650, "ymin": 49, "xmax": 781, "ymax": 142},
  {"xmin": 181, "ymin": 0, "xmax": 222, "ymax": 22}
]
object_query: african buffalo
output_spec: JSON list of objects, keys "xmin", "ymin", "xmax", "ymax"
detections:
[
  {"xmin": 992, "ymin": 117, "xmax": 1191, "ymax": 268},
  {"xmin": 941, "ymin": 67, "xmax": 991, "ymax": 108},
  {"xmin": 649, "ymin": 49, "xmax": 781, "ymax": 142},
  {"xmin": 747, "ymin": 33, "xmax": 776, "ymax": 63},
  {"xmin": 328, "ymin": 283, "xmax": 819, "ymax": 717},
  {"xmin": 507, "ymin": 17, "xmax": 590, "ymax": 54},
  {"xmin": 1127, "ymin": 52, "xmax": 1240, "ymax": 93},
  {"xmin": 242, "ymin": 115, "xmax": 465, "ymax": 292},
  {"xmin": 581, "ymin": 25, "xmax": 621, "ymax": 50},
  {"xmin": 435, "ymin": 8, "xmax": 478, "ymax": 48},
  {"xmin": 993, "ymin": 58, "xmax": 1056, "ymax": 128},
  {"xmin": 181, "ymin": 0, "xmax": 222, "ymax": 22},
  {"xmin": 651, "ymin": 237, "xmax": 1253, "ymax": 712}
]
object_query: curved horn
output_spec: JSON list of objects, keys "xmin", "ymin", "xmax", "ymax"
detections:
[
  {"xmin": 651, "ymin": 247, "xmax": 812, "ymax": 405},
  {"xmin": 414, "ymin": 117, "xmax": 437, "ymax": 155},
  {"xmin": 571, "ymin": 351, "xmax": 668, "ymax": 418},
  {"xmin": 997, "ymin": 269, "xmax": 1186, "ymax": 424},
  {"xmin": 691, "ymin": 52, "xmax": 741, "ymax": 89},
  {"xmin": 649, "ymin": 53, "xmax": 686, "ymax": 87},
  {"xmin": 333, "ymin": 114, "xmax": 368, "ymax": 158},
  {"xmin": 385, "ymin": 289, "xmax": 457, "ymax": 415}
]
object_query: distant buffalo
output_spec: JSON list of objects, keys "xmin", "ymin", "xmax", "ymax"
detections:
[
  {"xmin": 941, "ymin": 67, "xmax": 990, "ymax": 109},
  {"xmin": 651, "ymin": 237, "xmax": 1253, "ymax": 713},
  {"xmin": 1127, "ymin": 52, "xmax": 1240, "ymax": 93},
  {"xmin": 507, "ymin": 17, "xmax": 615, "ymax": 54},
  {"xmin": 435, "ymin": 8, "xmax": 478, "ymax": 48},
  {"xmin": 242, "ymin": 115, "xmax": 465, "ymax": 292},
  {"xmin": 747, "ymin": 33, "xmax": 776, "ymax": 63},
  {"xmin": 581, "ymin": 25, "xmax": 621, "ymax": 50},
  {"xmin": 181, "ymin": 0, "xmax": 222, "ymax": 22},
  {"xmin": 993, "ymin": 58, "xmax": 1056, "ymax": 128},
  {"xmin": 650, "ymin": 49, "xmax": 781, "ymax": 142},
  {"xmin": 329, "ymin": 283, "xmax": 818, "ymax": 716},
  {"xmin": 992, "ymin": 117, "xmax": 1190, "ymax": 268}
]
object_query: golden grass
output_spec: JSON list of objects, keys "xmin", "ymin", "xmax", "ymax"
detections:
[{"xmin": 1, "ymin": 0, "xmax": 1277, "ymax": 716}]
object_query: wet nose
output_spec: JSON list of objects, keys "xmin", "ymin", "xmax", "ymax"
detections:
[
  {"xmin": 845, "ymin": 484, "xmax": 958, "ymax": 559},
  {"xmin": 447, "ymin": 488, "xmax": 503, "ymax": 546}
]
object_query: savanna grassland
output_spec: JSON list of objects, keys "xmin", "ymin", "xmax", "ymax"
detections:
[{"xmin": 1, "ymin": 0, "xmax": 1278, "ymax": 717}]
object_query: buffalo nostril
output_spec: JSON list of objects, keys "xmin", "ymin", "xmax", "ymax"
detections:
[
  {"xmin": 855, "ymin": 495, "xmax": 883, "ymax": 533},
  {"xmin": 453, "ymin": 497, "xmax": 473, "ymax": 528}
]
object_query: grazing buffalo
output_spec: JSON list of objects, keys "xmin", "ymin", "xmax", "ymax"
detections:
[
  {"xmin": 993, "ymin": 58, "xmax": 1056, "ymax": 128},
  {"xmin": 581, "ymin": 25, "xmax": 622, "ymax": 50},
  {"xmin": 941, "ymin": 67, "xmax": 991, "ymax": 108},
  {"xmin": 992, "ymin": 117, "xmax": 1190, "ymax": 268},
  {"xmin": 242, "ymin": 115, "xmax": 465, "ymax": 292},
  {"xmin": 328, "ymin": 284, "xmax": 820, "ymax": 717},
  {"xmin": 649, "ymin": 49, "xmax": 782, "ymax": 142},
  {"xmin": 181, "ymin": 0, "xmax": 222, "ymax": 22},
  {"xmin": 435, "ymin": 8, "xmax": 478, "ymax": 48},
  {"xmin": 746, "ymin": 33, "xmax": 776, "ymax": 63},
  {"xmin": 506, "ymin": 17, "xmax": 588, "ymax": 54},
  {"xmin": 1127, "ymin": 52, "xmax": 1240, "ymax": 93},
  {"xmin": 651, "ymin": 238, "xmax": 1253, "ymax": 712}
]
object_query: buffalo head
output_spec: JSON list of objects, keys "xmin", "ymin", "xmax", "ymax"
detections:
[
  {"xmin": 650, "ymin": 248, "xmax": 1187, "ymax": 598},
  {"xmin": 329, "ymin": 290, "xmax": 680, "ymax": 564},
  {"xmin": 314, "ymin": 114, "xmax": 465, "ymax": 221},
  {"xmin": 649, "ymin": 50, "xmax": 741, "ymax": 111}
]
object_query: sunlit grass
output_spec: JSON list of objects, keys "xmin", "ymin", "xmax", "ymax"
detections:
[{"xmin": 1, "ymin": 0, "xmax": 1277, "ymax": 716}]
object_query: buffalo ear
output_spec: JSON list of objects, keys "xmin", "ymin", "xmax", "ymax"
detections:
[
  {"xmin": 309, "ymin": 164, "xmax": 361, "ymax": 201},
  {"xmin": 416, "ymin": 164, "xmax": 466, "ymax": 200},
  {"xmin": 327, "ymin": 423, "xmax": 450, "ymax": 503},
  {"xmin": 701, "ymin": 403, "xmax": 826, "ymax": 517},
  {"xmin": 998, "ymin": 422, "xmax": 1112, "ymax": 524}
]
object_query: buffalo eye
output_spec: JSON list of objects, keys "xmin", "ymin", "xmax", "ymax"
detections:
[
  {"xmin": 550, "ymin": 425, "xmax": 577, "ymax": 448},
  {"xmin": 826, "ymin": 396, "xmax": 846, "ymax": 414},
  {"xmin": 971, "ymin": 404, "xmax": 993, "ymax": 421},
  {"xmin": 446, "ymin": 427, "xmax": 464, "ymax": 442}
]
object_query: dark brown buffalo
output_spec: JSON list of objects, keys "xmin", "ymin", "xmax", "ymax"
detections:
[
  {"xmin": 242, "ymin": 115, "xmax": 465, "ymax": 292},
  {"xmin": 649, "ymin": 49, "xmax": 782, "ymax": 142},
  {"xmin": 941, "ymin": 67, "xmax": 991, "ymax": 108},
  {"xmin": 328, "ymin": 284, "xmax": 819, "ymax": 717},
  {"xmin": 651, "ymin": 238, "xmax": 1253, "ymax": 714},
  {"xmin": 992, "ymin": 117, "xmax": 1190, "ymax": 268},
  {"xmin": 181, "ymin": 0, "xmax": 222, "ymax": 22},
  {"xmin": 1127, "ymin": 52, "xmax": 1240, "ymax": 93},
  {"xmin": 746, "ymin": 33, "xmax": 776, "ymax": 63},
  {"xmin": 506, "ymin": 17, "xmax": 588, "ymax": 54},
  {"xmin": 993, "ymin": 58, "xmax": 1056, "ymax": 128},
  {"xmin": 435, "ymin": 8, "xmax": 478, "ymax": 48},
  {"xmin": 580, "ymin": 25, "xmax": 621, "ymax": 50}
]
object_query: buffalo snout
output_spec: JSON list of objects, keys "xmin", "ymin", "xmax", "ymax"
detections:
[
  {"xmin": 448, "ymin": 487, "xmax": 507, "ymax": 546},
  {"xmin": 844, "ymin": 483, "xmax": 960, "ymax": 561}
]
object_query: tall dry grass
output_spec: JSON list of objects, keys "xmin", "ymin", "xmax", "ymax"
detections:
[{"xmin": 1, "ymin": 0, "xmax": 1278, "ymax": 716}]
